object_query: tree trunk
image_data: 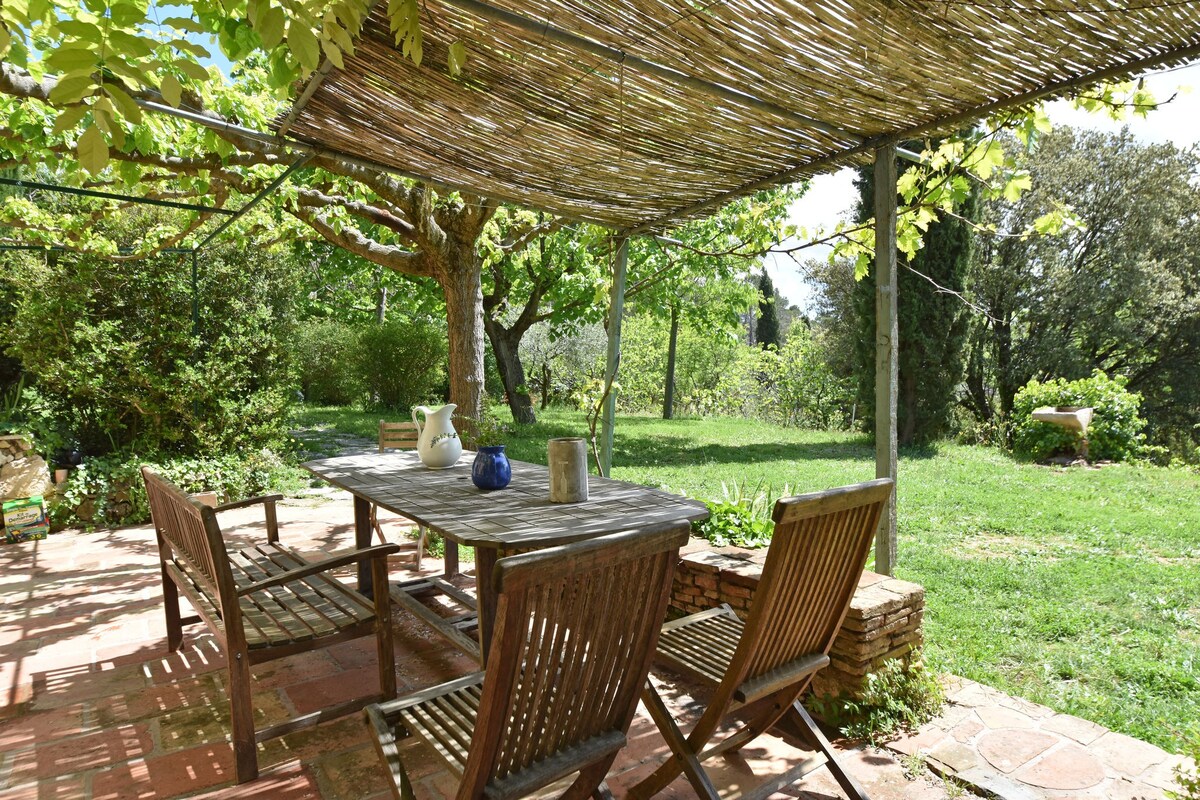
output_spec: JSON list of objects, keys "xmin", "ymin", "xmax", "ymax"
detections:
[
  {"xmin": 541, "ymin": 363, "xmax": 551, "ymax": 409},
  {"xmin": 900, "ymin": 370, "xmax": 918, "ymax": 445},
  {"xmin": 375, "ymin": 285, "xmax": 388, "ymax": 324},
  {"xmin": 996, "ymin": 317, "xmax": 1015, "ymax": 421},
  {"xmin": 484, "ymin": 319, "xmax": 537, "ymax": 424},
  {"xmin": 663, "ymin": 305, "xmax": 679, "ymax": 420},
  {"xmin": 439, "ymin": 250, "xmax": 486, "ymax": 424}
]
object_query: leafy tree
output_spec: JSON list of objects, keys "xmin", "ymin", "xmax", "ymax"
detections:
[
  {"xmin": 850, "ymin": 145, "xmax": 980, "ymax": 445},
  {"xmin": 0, "ymin": 45, "xmax": 553, "ymax": 426},
  {"xmin": 3, "ymin": 209, "xmax": 301, "ymax": 455},
  {"xmin": 624, "ymin": 188, "xmax": 799, "ymax": 418},
  {"xmin": 965, "ymin": 127, "xmax": 1200, "ymax": 457},
  {"xmin": 478, "ymin": 189, "xmax": 797, "ymax": 423},
  {"xmin": 755, "ymin": 271, "xmax": 780, "ymax": 349},
  {"xmin": 481, "ymin": 212, "xmax": 599, "ymax": 424},
  {"xmin": 519, "ymin": 322, "xmax": 606, "ymax": 410}
]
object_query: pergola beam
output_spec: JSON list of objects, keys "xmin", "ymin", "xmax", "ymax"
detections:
[
  {"xmin": 873, "ymin": 144, "xmax": 898, "ymax": 576},
  {"xmin": 0, "ymin": 176, "xmax": 236, "ymax": 216},
  {"xmin": 194, "ymin": 156, "xmax": 311, "ymax": 251},
  {"xmin": 599, "ymin": 236, "xmax": 630, "ymax": 477}
]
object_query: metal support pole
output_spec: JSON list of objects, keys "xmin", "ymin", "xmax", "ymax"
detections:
[
  {"xmin": 874, "ymin": 144, "xmax": 899, "ymax": 576},
  {"xmin": 599, "ymin": 236, "xmax": 629, "ymax": 477},
  {"xmin": 190, "ymin": 250, "xmax": 200, "ymax": 342}
]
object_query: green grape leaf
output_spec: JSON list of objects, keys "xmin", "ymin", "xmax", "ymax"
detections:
[
  {"xmin": 288, "ymin": 20, "xmax": 320, "ymax": 71},
  {"xmin": 448, "ymin": 40, "xmax": 465, "ymax": 76},
  {"xmin": 160, "ymin": 74, "xmax": 183, "ymax": 107},
  {"xmin": 77, "ymin": 123, "xmax": 108, "ymax": 174}
]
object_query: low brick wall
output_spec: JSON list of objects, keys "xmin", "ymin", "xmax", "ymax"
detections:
[{"xmin": 669, "ymin": 542, "xmax": 926, "ymax": 700}]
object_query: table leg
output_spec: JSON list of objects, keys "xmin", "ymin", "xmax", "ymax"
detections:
[
  {"xmin": 443, "ymin": 540, "xmax": 460, "ymax": 578},
  {"xmin": 354, "ymin": 495, "xmax": 374, "ymax": 597},
  {"xmin": 474, "ymin": 547, "xmax": 498, "ymax": 662}
]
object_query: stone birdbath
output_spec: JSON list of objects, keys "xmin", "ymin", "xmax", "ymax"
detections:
[{"xmin": 1031, "ymin": 406, "xmax": 1094, "ymax": 459}]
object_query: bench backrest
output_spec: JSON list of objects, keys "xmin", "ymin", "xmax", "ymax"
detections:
[
  {"xmin": 458, "ymin": 522, "xmax": 689, "ymax": 800},
  {"xmin": 142, "ymin": 467, "xmax": 236, "ymax": 618}
]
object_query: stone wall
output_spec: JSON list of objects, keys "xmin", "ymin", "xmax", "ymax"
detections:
[
  {"xmin": 0, "ymin": 435, "xmax": 53, "ymax": 502},
  {"xmin": 0, "ymin": 435, "xmax": 33, "ymax": 469},
  {"xmin": 669, "ymin": 544, "xmax": 926, "ymax": 700}
]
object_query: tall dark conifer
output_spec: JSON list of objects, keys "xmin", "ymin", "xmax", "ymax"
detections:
[
  {"xmin": 756, "ymin": 271, "xmax": 780, "ymax": 349},
  {"xmin": 852, "ymin": 145, "xmax": 979, "ymax": 445}
]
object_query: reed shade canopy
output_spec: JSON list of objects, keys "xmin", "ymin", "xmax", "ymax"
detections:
[{"xmin": 276, "ymin": 0, "xmax": 1200, "ymax": 232}]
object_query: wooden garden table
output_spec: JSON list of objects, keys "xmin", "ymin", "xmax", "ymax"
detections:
[{"xmin": 302, "ymin": 450, "xmax": 708, "ymax": 661}]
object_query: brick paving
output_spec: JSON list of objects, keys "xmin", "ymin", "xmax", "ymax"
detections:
[{"xmin": 0, "ymin": 487, "xmax": 1187, "ymax": 799}]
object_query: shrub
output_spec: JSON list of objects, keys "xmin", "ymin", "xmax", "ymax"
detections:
[
  {"xmin": 50, "ymin": 450, "xmax": 307, "ymax": 530},
  {"xmin": 757, "ymin": 322, "xmax": 856, "ymax": 429},
  {"xmin": 1011, "ymin": 370, "xmax": 1148, "ymax": 462},
  {"xmin": 4, "ymin": 230, "xmax": 301, "ymax": 457},
  {"xmin": 810, "ymin": 653, "xmax": 946, "ymax": 745},
  {"xmin": 355, "ymin": 317, "xmax": 448, "ymax": 412},
  {"xmin": 1168, "ymin": 726, "xmax": 1200, "ymax": 800},
  {"xmin": 292, "ymin": 319, "xmax": 362, "ymax": 405},
  {"xmin": 692, "ymin": 482, "xmax": 777, "ymax": 548}
]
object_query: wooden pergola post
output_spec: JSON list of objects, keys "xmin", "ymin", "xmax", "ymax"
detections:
[
  {"xmin": 874, "ymin": 144, "xmax": 899, "ymax": 576},
  {"xmin": 599, "ymin": 236, "xmax": 630, "ymax": 477}
]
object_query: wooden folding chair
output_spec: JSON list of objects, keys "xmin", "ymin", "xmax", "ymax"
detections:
[
  {"xmin": 364, "ymin": 521, "xmax": 690, "ymax": 800},
  {"xmin": 629, "ymin": 478, "xmax": 894, "ymax": 800},
  {"xmin": 373, "ymin": 420, "xmax": 431, "ymax": 569}
]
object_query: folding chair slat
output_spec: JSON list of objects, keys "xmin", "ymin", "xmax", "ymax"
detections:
[
  {"xmin": 632, "ymin": 478, "xmax": 892, "ymax": 800},
  {"xmin": 365, "ymin": 524, "xmax": 690, "ymax": 800}
]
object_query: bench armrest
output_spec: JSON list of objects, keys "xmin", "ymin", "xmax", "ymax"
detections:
[
  {"xmin": 215, "ymin": 494, "xmax": 285, "ymax": 512},
  {"xmin": 237, "ymin": 543, "xmax": 401, "ymax": 596},
  {"xmin": 215, "ymin": 494, "xmax": 285, "ymax": 543}
]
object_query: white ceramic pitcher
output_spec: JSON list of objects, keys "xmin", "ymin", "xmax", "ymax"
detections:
[{"xmin": 412, "ymin": 403, "xmax": 462, "ymax": 469}]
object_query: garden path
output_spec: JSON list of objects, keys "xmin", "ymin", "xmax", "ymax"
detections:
[{"xmin": 888, "ymin": 676, "xmax": 1190, "ymax": 800}]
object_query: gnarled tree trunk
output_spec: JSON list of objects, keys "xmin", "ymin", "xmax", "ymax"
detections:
[
  {"xmin": 436, "ymin": 247, "xmax": 486, "ymax": 425},
  {"xmin": 484, "ymin": 319, "xmax": 536, "ymax": 424}
]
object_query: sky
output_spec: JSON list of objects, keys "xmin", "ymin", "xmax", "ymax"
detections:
[{"xmin": 762, "ymin": 61, "xmax": 1200, "ymax": 311}]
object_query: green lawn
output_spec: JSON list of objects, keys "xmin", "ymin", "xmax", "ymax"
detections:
[{"xmin": 293, "ymin": 405, "xmax": 1200, "ymax": 752}]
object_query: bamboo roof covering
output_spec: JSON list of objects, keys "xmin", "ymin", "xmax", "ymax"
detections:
[{"xmin": 278, "ymin": 0, "xmax": 1200, "ymax": 231}]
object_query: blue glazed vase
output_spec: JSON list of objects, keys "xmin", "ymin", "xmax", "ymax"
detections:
[{"xmin": 471, "ymin": 445, "xmax": 511, "ymax": 490}]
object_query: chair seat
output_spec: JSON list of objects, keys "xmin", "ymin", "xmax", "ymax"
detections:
[
  {"xmin": 372, "ymin": 672, "xmax": 486, "ymax": 777},
  {"xmin": 181, "ymin": 542, "xmax": 376, "ymax": 650},
  {"xmin": 657, "ymin": 606, "xmax": 744, "ymax": 685}
]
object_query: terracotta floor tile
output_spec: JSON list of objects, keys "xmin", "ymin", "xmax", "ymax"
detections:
[{"xmin": 90, "ymin": 743, "xmax": 237, "ymax": 799}]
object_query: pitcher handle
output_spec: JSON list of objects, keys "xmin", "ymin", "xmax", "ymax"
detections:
[{"xmin": 411, "ymin": 407, "xmax": 423, "ymax": 438}]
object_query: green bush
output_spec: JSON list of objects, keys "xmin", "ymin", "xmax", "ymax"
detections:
[
  {"xmin": 1012, "ymin": 370, "xmax": 1148, "ymax": 462},
  {"xmin": 355, "ymin": 317, "xmax": 448, "ymax": 412},
  {"xmin": 292, "ymin": 319, "xmax": 361, "ymax": 405},
  {"xmin": 810, "ymin": 653, "xmax": 946, "ymax": 745},
  {"xmin": 50, "ymin": 450, "xmax": 307, "ymax": 530},
  {"xmin": 1169, "ymin": 726, "xmax": 1200, "ymax": 800},
  {"xmin": 691, "ymin": 482, "xmax": 777, "ymax": 548},
  {"xmin": 3, "ymin": 228, "xmax": 301, "ymax": 457}
]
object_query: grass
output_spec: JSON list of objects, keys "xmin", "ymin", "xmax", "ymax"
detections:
[{"xmin": 292, "ymin": 404, "xmax": 1200, "ymax": 752}]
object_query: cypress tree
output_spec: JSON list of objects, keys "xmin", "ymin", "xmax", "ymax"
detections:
[
  {"xmin": 756, "ymin": 271, "xmax": 780, "ymax": 349},
  {"xmin": 851, "ymin": 147, "xmax": 979, "ymax": 445}
]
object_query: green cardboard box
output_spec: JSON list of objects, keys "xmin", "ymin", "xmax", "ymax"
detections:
[{"xmin": 3, "ymin": 496, "xmax": 49, "ymax": 543}]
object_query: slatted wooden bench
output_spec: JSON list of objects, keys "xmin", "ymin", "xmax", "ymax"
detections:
[{"xmin": 142, "ymin": 467, "xmax": 400, "ymax": 784}]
